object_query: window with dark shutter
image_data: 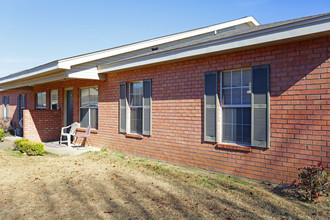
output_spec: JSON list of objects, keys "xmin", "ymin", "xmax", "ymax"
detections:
[
  {"xmin": 221, "ymin": 69, "xmax": 251, "ymax": 145},
  {"xmin": 251, "ymin": 65, "xmax": 270, "ymax": 148},
  {"xmin": 119, "ymin": 82, "xmax": 127, "ymax": 133},
  {"xmin": 204, "ymin": 71, "xmax": 218, "ymax": 142}
]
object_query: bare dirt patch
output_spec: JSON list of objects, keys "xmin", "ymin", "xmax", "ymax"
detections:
[{"xmin": 0, "ymin": 149, "xmax": 329, "ymax": 219}]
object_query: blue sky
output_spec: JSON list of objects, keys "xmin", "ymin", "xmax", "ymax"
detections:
[{"xmin": 0, "ymin": 0, "xmax": 329, "ymax": 77}]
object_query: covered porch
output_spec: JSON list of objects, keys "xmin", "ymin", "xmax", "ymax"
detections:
[{"xmin": 18, "ymin": 77, "xmax": 104, "ymax": 147}]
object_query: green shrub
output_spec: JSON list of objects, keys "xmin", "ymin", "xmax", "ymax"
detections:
[
  {"xmin": 14, "ymin": 139, "xmax": 44, "ymax": 156},
  {"xmin": 298, "ymin": 161, "xmax": 329, "ymax": 201},
  {"xmin": 0, "ymin": 129, "xmax": 4, "ymax": 141}
]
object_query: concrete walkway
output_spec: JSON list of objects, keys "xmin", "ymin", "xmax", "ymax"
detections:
[
  {"xmin": 0, "ymin": 135, "xmax": 100, "ymax": 156},
  {"xmin": 0, "ymin": 136, "xmax": 22, "ymax": 149},
  {"xmin": 44, "ymin": 141, "xmax": 101, "ymax": 155}
]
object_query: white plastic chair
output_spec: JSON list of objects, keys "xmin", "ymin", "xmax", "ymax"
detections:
[{"xmin": 59, "ymin": 122, "xmax": 80, "ymax": 147}]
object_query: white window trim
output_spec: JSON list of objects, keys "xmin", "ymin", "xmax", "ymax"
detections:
[
  {"xmin": 220, "ymin": 68, "xmax": 252, "ymax": 146},
  {"xmin": 79, "ymin": 86, "xmax": 98, "ymax": 129},
  {"xmin": 128, "ymin": 81, "xmax": 143, "ymax": 135},
  {"xmin": 36, "ymin": 92, "xmax": 46, "ymax": 109},
  {"xmin": 50, "ymin": 89, "xmax": 58, "ymax": 110}
]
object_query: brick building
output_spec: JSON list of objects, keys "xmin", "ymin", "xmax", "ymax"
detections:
[{"xmin": 0, "ymin": 13, "xmax": 329, "ymax": 184}]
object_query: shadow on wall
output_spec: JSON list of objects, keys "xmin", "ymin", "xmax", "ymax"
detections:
[{"xmin": 23, "ymin": 109, "xmax": 62, "ymax": 142}]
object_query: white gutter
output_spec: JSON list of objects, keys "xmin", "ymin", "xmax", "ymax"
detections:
[{"xmin": 98, "ymin": 15, "xmax": 330, "ymax": 73}]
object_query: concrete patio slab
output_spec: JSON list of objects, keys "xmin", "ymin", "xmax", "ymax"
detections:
[{"xmin": 44, "ymin": 141, "xmax": 101, "ymax": 155}]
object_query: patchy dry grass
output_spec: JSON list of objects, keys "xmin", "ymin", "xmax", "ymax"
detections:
[{"xmin": 0, "ymin": 148, "xmax": 329, "ymax": 220}]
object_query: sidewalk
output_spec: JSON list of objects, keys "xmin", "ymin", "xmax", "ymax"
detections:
[
  {"xmin": 44, "ymin": 141, "xmax": 101, "ymax": 155},
  {"xmin": 0, "ymin": 136, "xmax": 22, "ymax": 149}
]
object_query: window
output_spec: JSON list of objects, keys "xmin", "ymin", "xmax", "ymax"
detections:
[
  {"xmin": 129, "ymin": 82, "xmax": 143, "ymax": 134},
  {"xmin": 119, "ymin": 80, "xmax": 152, "ymax": 135},
  {"xmin": 2, "ymin": 96, "xmax": 9, "ymax": 120},
  {"xmin": 80, "ymin": 87, "xmax": 98, "ymax": 129},
  {"xmin": 50, "ymin": 89, "xmax": 58, "ymax": 110},
  {"xmin": 36, "ymin": 92, "xmax": 46, "ymax": 109},
  {"xmin": 221, "ymin": 69, "xmax": 251, "ymax": 145}
]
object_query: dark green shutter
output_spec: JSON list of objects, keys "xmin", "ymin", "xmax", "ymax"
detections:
[
  {"xmin": 5, "ymin": 96, "xmax": 9, "ymax": 120},
  {"xmin": 204, "ymin": 71, "xmax": 218, "ymax": 142},
  {"xmin": 143, "ymin": 79, "xmax": 152, "ymax": 135},
  {"xmin": 251, "ymin": 65, "xmax": 270, "ymax": 148},
  {"xmin": 1, "ymin": 97, "xmax": 4, "ymax": 120},
  {"xmin": 17, "ymin": 95, "xmax": 21, "ymax": 121},
  {"xmin": 119, "ymin": 82, "xmax": 127, "ymax": 133}
]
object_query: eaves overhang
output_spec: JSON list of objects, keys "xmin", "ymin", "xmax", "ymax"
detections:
[
  {"xmin": 0, "ymin": 16, "xmax": 258, "ymax": 90},
  {"xmin": 98, "ymin": 13, "xmax": 330, "ymax": 74}
]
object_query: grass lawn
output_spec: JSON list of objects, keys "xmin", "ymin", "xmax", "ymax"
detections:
[{"xmin": 0, "ymin": 148, "xmax": 329, "ymax": 219}]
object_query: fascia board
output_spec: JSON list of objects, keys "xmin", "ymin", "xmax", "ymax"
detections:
[
  {"xmin": 0, "ymin": 62, "xmax": 65, "ymax": 84},
  {"xmin": 98, "ymin": 17, "xmax": 330, "ymax": 73},
  {"xmin": 0, "ymin": 72, "xmax": 67, "ymax": 91},
  {"xmin": 58, "ymin": 17, "xmax": 259, "ymax": 68}
]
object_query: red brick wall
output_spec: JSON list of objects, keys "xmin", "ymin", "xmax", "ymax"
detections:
[
  {"xmin": 0, "ymin": 90, "xmax": 33, "ymax": 128},
  {"xmin": 23, "ymin": 109, "xmax": 62, "ymax": 142},
  {"xmin": 94, "ymin": 37, "xmax": 329, "ymax": 185},
  {"xmin": 0, "ymin": 36, "xmax": 329, "ymax": 185}
]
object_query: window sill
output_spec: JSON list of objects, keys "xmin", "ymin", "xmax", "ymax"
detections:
[
  {"xmin": 217, "ymin": 143, "xmax": 251, "ymax": 152},
  {"xmin": 125, "ymin": 133, "xmax": 143, "ymax": 139},
  {"xmin": 76, "ymin": 128, "xmax": 98, "ymax": 134}
]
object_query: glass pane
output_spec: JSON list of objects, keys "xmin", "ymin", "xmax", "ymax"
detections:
[
  {"xmin": 134, "ymin": 82, "xmax": 143, "ymax": 94},
  {"xmin": 222, "ymin": 71, "xmax": 231, "ymax": 87},
  {"xmin": 42, "ymin": 92, "xmax": 46, "ymax": 107},
  {"xmin": 37, "ymin": 94, "xmax": 41, "ymax": 107},
  {"xmin": 242, "ymin": 88, "xmax": 251, "ymax": 104},
  {"xmin": 243, "ymin": 125, "xmax": 251, "ymax": 143},
  {"xmin": 232, "ymin": 108, "xmax": 242, "ymax": 124},
  {"xmin": 130, "ymin": 108, "xmax": 142, "ymax": 134},
  {"xmin": 90, "ymin": 108, "xmax": 98, "ymax": 129},
  {"xmin": 134, "ymin": 94, "xmax": 143, "ymax": 106},
  {"xmin": 242, "ymin": 69, "xmax": 251, "ymax": 86},
  {"xmin": 130, "ymin": 82, "xmax": 143, "ymax": 107},
  {"xmin": 131, "ymin": 82, "xmax": 143, "ymax": 94},
  {"xmin": 80, "ymin": 88, "xmax": 89, "ymax": 107},
  {"xmin": 222, "ymin": 89, "xmax": 231, "ymax": 105},
  {"xmin": 80, "ymin": 108, "xmax": 89, "ymax": 128},
  {"xmin": 89, "ymin": 87, "xmax": 98, "ymax": 107},
  {"xmin": 222, "ymin": 124, "xmax": 232, "ymax": 142},
  {"xmin": 232, "ymin": 88, "xmax": 241, "ymax": 104},
  {"xmin": 233, "ymin": 125, "xmax": 243, "ymax": 142},
  {"xmin": 243, "ymin": 108, "xmax": 251, "ymax": 125},
  {"xmin": 232, "ymin": 70, "xmax": 241, "ymax": 87},
  {"xmin": 51, "ymin": 90, "xmax": 58, "ymax": 109},
  {"xmin": 222, "ymin": 108, "xmax": 232, "ymax": 124},
  {"xmin": 37, "ymin": 92, "xmax": 46, "ymax": 108}
]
